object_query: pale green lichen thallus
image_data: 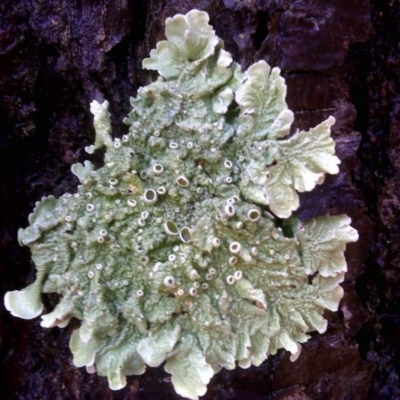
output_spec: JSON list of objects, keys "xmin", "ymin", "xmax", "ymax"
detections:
[{"xmin": 4, "ymin": 9, "xmax": 358, "ymax": 400}]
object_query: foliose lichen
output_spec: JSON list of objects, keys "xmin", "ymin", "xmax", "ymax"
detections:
[{"xmin": 4, "ymin": 10, "xmax": 358, "ymax": 400}]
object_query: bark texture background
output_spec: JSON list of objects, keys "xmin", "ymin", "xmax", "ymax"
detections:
[{"xmin": 0, "ymin": 1, "xmax": 399, "ymax": 399}]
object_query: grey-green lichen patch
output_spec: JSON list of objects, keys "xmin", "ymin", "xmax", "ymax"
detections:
[{"xmin": 4, "ymin": 9, "xmax": 358, "ymax": 400}]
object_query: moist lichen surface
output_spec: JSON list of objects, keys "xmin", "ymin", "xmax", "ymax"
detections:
[{"xmin": 4, "ymin": 10, "xmax": 358, "ymax": 400}]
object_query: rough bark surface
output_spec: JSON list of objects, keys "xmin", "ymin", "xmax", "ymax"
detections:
[{"xmin": 0, "ymin": 1, "xmax": 398, "ymax": 399}]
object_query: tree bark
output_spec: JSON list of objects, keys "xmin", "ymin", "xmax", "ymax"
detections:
[{"xmin": 0, "ymin": 1, "xmax": 398, "ymax": 399}]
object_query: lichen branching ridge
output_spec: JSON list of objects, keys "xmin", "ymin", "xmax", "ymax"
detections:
[{"xmin": 4, "ymin": 10, "xmax": 358, "ymax": 400}]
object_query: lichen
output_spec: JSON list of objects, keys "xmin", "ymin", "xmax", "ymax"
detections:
[{"xmin": 4, "ymin": 10, "xmax": 358, "ymax": 400}]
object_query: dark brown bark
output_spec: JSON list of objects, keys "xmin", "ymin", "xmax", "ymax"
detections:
[{"xmin": 0, "ymin": 1, "xmax": 398, "ymax": 399}]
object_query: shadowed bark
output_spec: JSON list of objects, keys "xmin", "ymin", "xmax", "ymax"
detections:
[{"xmin": 1, "ymin": 1, "xmax": 398, "ymax": 399}]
